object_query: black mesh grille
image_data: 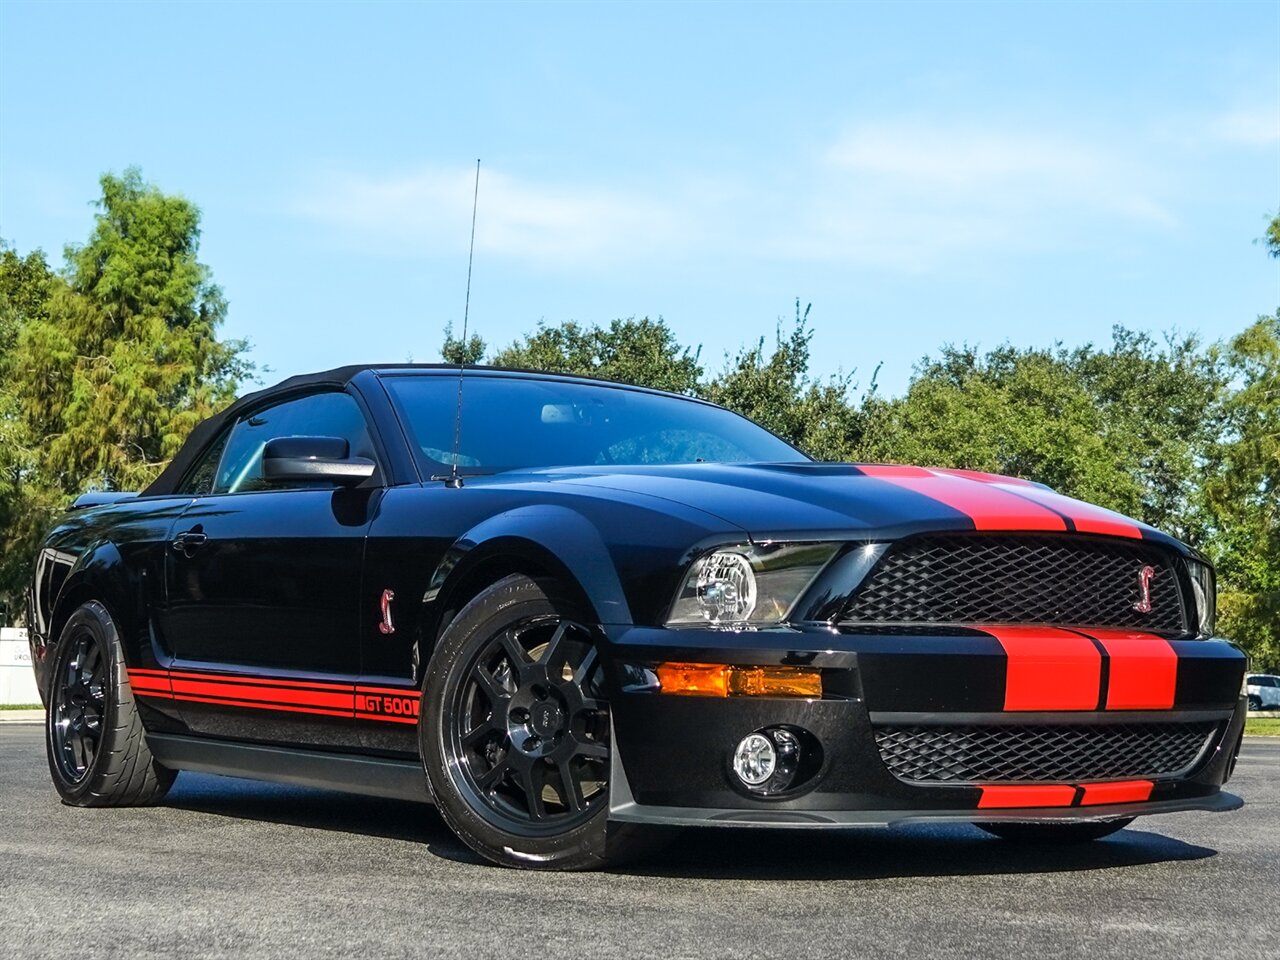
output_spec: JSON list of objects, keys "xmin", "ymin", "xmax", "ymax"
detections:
[
  {"xmin": 842, "ymin": 535, "xmax": 1186, "ymax": 633},
  {"xmin": 873, "ymin": 721, "xmax": 1216, "ymax": 783}
]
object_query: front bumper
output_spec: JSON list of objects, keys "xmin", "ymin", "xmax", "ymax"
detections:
[{"xmin": 601, "ymin": 625, "xmax": 1248, "ymax": 828}]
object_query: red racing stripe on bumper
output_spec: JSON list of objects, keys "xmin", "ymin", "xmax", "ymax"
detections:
[
  {"xmin": 1082, "ymin": 630, "xmax": 1178, "ymax": 710},
  {"xmin": 1079, "ymin": 780, "xmax": 1154, "ymax": 805},
  {"xmin": 856, "ymin": 465, "xmax": 1067, "ymax": 532},
  {"xmin": 977, "ymin": 785, "xmax": 1078, "ymax": 808},
  {"xmin": 982, "ymin": 626, "xmax": 1102, "ymax": 711}
]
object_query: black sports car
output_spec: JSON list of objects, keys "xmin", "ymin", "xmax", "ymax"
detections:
[{"xmin": 27, "ymin": 365, "xmax": 1246, "ymax": 869}]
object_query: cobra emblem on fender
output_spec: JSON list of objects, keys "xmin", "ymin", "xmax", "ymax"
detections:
[
  {"xmin": 379, "ymin": 588, "xmax": 396, "ymax": 635},
  {"xmin": 1133, "ymin": 565, "xmax": 1156, "ymax": 614}
]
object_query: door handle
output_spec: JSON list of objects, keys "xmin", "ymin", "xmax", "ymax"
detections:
[{"xmin": 171, "ymin": 530, "xmax": 208, "ymax": 557}]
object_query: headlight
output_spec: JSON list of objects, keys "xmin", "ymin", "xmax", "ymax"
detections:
[
  {"xmin": 667, "ymin": 542, "xmax": 840, "ymax": 627},
  {"xmin": 1186, "ymin": 559, "xmax": 1216, "ymax": 638}
]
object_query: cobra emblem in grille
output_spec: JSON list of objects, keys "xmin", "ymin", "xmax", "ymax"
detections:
[{"xmin": 1133, "ymin": 564, "xmax": 1156, "ymax": 614}]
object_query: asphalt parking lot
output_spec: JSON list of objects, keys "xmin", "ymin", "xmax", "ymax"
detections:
[{"xmin": 1, "ymin": 723, "xmax": 1276, "ymax": 960}]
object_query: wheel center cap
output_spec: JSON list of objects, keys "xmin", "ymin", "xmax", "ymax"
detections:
[{"xmin": 529, "ymin": 701, "xmax": 565, "ymax": 737}]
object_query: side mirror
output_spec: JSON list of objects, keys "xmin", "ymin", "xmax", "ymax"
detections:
[{"xmin": 261, "ymin": 436, "xmax": 376, "ymax": 487}]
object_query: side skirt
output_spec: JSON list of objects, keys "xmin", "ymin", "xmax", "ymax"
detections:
[{"xmin": 147, "ymin": 734, "xmax": 431, "ymax": 804}]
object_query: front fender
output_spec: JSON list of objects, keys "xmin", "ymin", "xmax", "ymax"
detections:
[{"xmin": 427, "ymin": 505, "xmax": 633, "ymax": 633}]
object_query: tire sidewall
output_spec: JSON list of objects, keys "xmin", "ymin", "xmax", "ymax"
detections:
[
  {"xmin": 45, "ymin": 601, "xmax": 119, "ymax": 804},
  {"xmin": 420, "ymin": 575, "xmax": 610, "ymax": 869}
]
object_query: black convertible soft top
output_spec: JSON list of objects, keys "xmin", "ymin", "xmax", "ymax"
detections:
[
  {"xmin": 142, "ymin": 363, "xmax": 691, "ymax": 497},
  {"xmin": 142, "ymin": 364, "xmax": 375, "ymax": 496}
]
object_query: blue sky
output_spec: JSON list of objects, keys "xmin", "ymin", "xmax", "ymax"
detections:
[{"xmin": 2, "ymin": 0, "xmax": 1277, "ymax": 397}]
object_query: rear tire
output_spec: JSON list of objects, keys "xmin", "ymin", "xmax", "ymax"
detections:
[
  {"xmin": 421, "ymin": 574, "xmax": 662, "ymax": 870},
  {"xmin": 45, "ymin": 601, "xmax": 176, "ymax": 807},
  {"xmin": 1247, "ymin": 694, "xmax": 1263, "ymax": 712},
  {"xmin": 977, "ymin": 818, "xmax": 1134, "ymax": 843}
]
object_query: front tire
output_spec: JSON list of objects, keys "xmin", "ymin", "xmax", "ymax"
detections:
[
  {"xmin": 1247, "ymin": 694, "xmax": 1263, "ymax": 712},
  {"xmin": 45, "ymin": 601, "xmax": 176, "ymax": 807},
  {"xmin": 421, "ymin": 575, "xmax": 652, "ymax": 870},
  {"xmin": 977, "ymin": 818, "xmax": 1134, "ymax": 843}
]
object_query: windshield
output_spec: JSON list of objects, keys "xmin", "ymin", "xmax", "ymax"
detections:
[{"xmin": 382, "ymin": 373, "xmax": 808, "ymax": 473}]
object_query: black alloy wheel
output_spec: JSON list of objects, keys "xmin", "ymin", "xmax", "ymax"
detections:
[
  {"xmin": 50, "ymin": 628, "xmax": 108, "ymax": 784},
  {"xmin": 44, "ymin": 601, "xmax": 176, "ymax": 806},
  {"xmin": 450, "ymin": 615, "xmax": 609, "ymax": 832},
  {"xmin": 422, "ymin": 574, "xmax": 658, "ymax": 870}
]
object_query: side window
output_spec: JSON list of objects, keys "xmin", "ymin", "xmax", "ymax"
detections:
[
  {"xmin": 176, "ymin": 428, "xmax": 231, "ymax": 495},
  {"xmin": 212, "ymin": 391, "xmax": 376, "ymax": 494}
]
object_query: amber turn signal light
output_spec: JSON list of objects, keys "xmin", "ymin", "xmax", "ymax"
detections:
[{"xmin": 655, "ymin": 662, "xmax": 822, "ymax": 698}]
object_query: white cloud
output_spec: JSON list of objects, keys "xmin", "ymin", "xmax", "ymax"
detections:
[
  {"xmin": 296, "ymin": 165, "xmax": 690, "ymax": 268},
  {"xmin": 1209, "ymin": 106, "xmax": 1280, "ymax": 145},
  {"xmin": 774, "ymin": 123, "xmax": 1177, "ymax": 270},
  {"xmin": 296, "ymin": 122, "xmax": 1198, "ymax": 276}
]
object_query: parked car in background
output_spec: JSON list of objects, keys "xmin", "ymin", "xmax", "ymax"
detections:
[{"xmin": 1246, "ymin": 674, "xmax": 1280, "ymax": 712}]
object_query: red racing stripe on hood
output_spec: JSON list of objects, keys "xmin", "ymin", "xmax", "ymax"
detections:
[
  {"xmin": 982, "ymin": 626, "xmax": 1102, "ymax": 711},
  {"xmin": 930, "ymin": 467, "xmax": 1144, "ymax": 538},
  {"xmin": 856, "ymin": 465, "xmax": 1066, "ymax": 532},
  {"xmin": 1079, "ymin": 629, "xmax": 1178, "ymax": 710}
]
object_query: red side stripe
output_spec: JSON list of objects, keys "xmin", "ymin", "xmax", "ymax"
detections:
[
  {"xmin": 1082, "ymin": 629, "xmax": 1178, "ymax": 710},
  {"xmin": 977, "ymin": 785, "xmax": 1077, "ymax": 808},
  {"xmin": 168, "ymin": 693, "xmax": 353, "ymax": 719},
  {"xmin": 129, "ymin": 668, "xmax": 418, "ymax": 723},
  {"xmin": 1079, "ymin": 780, "xmax": 1154, "ymax": 805},
  {"xmin": 983, "ymin": 626, "xmax": 1102, "ymax": 711},
  {"xmin": 169, "ymin": 677, "xmax": 354, "ymax": 710},
  {"xmin": 166, "ymin": 669, "xmax": 353, "ymax": 692},
  {"xmin": 857, "ymin": 465, "xmax": 1067, "ymax": 532}
]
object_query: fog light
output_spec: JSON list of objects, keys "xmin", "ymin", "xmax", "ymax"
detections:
[{"xmin": 732, "ymin": 733, "xmax": 776, "ymax": 786}]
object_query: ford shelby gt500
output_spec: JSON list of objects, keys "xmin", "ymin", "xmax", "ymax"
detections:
[{"xmin": 27, "ymin": 366, "xmax": 1246, "ymax": 869}]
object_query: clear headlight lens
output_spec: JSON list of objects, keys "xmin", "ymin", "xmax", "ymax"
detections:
[
  {"xmin": 667, "ymin": 542, "xmax": 840, "ymax": 627},
  {"xmin": 1186, "ymin": 559, "xmax": 1216, "ymax": 639}
]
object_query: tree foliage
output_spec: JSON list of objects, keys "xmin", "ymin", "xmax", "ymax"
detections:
[
  {"xmin": 860, "ymin": 331, "xmax": 1225, "ymax": 539},
  {"xmin": 0, "ymin": 170, "xmax": 251, "ymax": 613},
  {"xmin": 702, "ymin": 301, "xmax": 866, "ymax": 461},
  {"xmin": 486, "ymin": 316, "xmax": 703, "ymax": 395},
  {"xmin": 0, "ymin": 247, "xmax": 60, "ymax": 617},
  {"xmin": 15, "ymin": 169, "xmax": 250, "ymax": 495},
  {"xmin": 1202, "ymin": 315, "xmax": 1280, "ymax": 668}
]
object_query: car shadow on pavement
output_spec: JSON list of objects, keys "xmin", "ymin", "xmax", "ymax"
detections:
[
  {"xmin": 610, "ymin": 822, "xmax": 1218, "ymax": 881},
  {"xmin": 164, "ymin": 773, "xmax": 1216, "ymax": 878},
  {"xmin": 164, "ymin": 773, "xmax": 488, "ymax": 864}
]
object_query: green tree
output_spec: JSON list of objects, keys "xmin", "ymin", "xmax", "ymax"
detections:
[
  {"xmin": 703, "ymin": 301, "xmax": 866, "ymax": 460},
  {"xmin": 1203, "ymin": 315, "xmax": 1280, "ymax": 670},
  {"xmin": 15, "ymin": 168, "xmax": 251, "ymax": 495},
  {"xmin": 859, "ymin": 331, "xmax": 1224, "ymax": 538},
  {"xmin": 0, "ymin": 246, "xmax": 60, "ymax": 616},
  {"xmin": 488, "ymin": 316, "xmax": 703, "ymax": 394},
  {"xmin": 440, "ymin": 322, "xmax": 486, "ymax": 365}
]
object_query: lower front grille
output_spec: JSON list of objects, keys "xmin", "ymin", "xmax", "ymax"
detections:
[{"xmin": 873, "ymin": 721, "xmax": 1218, "ymax": 784}]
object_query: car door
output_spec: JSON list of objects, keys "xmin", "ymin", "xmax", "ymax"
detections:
[{"xmin": 163, "ymin": 389, "xmax": 381, "ymax": 749}]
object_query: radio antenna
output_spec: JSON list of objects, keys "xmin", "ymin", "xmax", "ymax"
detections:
[{"xmin": 441, "ymin": 159, "xmax": 481, "ymax": 489}]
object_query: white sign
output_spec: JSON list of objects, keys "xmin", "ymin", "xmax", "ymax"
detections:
[{"xmin": 0, "ymin": 640, "xmax": 32, "ymax": 667}]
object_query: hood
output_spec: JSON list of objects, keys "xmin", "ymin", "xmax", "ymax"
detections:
[{"xmin": 513, "ymin": 462, "xmax": 1181, "ymax": 550}]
